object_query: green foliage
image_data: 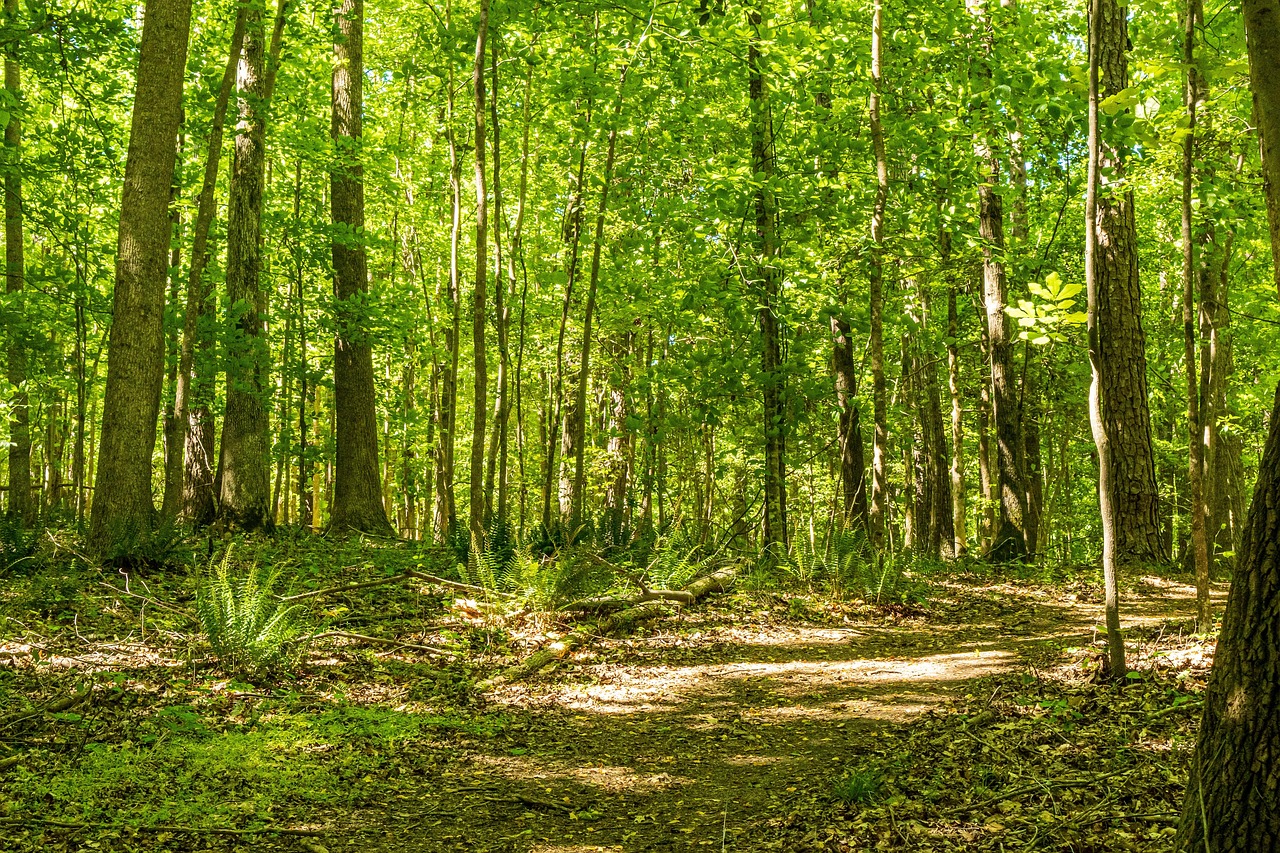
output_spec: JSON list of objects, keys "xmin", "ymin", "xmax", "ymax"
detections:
[
  {"xmin": 194, "ymin": 549, "xmax": 309, "ymax": 677},
  {"xmin": 0, "ymin": 516, "xmax": 40, "ymax": 577},
  {"xmin": 832, "ymin": 767, "xmax": 883, "ymax": 805},
  {"xmin": 98, "ymin": 520, "xmax": 189, "ymax": 571}
]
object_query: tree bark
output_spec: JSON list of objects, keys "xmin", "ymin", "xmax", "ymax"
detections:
[
  {"xmin": 329, "ymin": 0, "xmax": 392, "ymax": 536},
  {"xmin": 1095, "ymin": 0, "xmax": 1163, "ymax": 567},
  {"xmin": 1085, "ymin": 0, "xmax": 1126, "ymax": 678},
  {"xmin": 3, "ymin": 0, "xmax": 30, "ymax": 524},
  {"xmin": 88, "ymin": 0, "xmax": 192, "ymax": 551},
  {"xmin": 1181, "ymin": 0, "xmax": 1212, "ymax": 631},
  {"xmin": 867, "ymin": 0, "xmax": 888, "ymax": 552},
  {"xmin": 831, "ymin": 315, "xmax": 867, "ymax": 531},
  {"xmin": 217, "ymin": 3, "xmax": 273, "ymax": 532},
  {"xmin": 166, "ymin": 8, "xmax": 245, "ymax": 525}
]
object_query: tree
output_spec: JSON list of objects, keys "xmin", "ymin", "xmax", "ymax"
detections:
[
  {"xmin": 89, "ymin": 0, "xmax": 193, "ymax": 551},
  {"xmin": 3, "ymin": 0, "xmax": 30, "ymax": 524},
  {"xmin": 218, "ymin": 1, "xmax": 273, "ymax": 532},
  {"xmin": 1085, "ymin": 0, "xmax": 1126, "ymax": 678},
  {"xmin": 330, "ymin": 0, "xmax": 392, "ymax": 536},
  {"xmin": 1093, "ymin": 0, "xmax": 1164, "ymax": 567},
  {"xmin": 1174, "ymin": 0, "xmax": 1280, "ymax": 843}
]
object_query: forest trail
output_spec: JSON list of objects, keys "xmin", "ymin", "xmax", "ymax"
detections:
[{"xmin": 334, "ymin": 575, "xmax": 1221, "ymax": 853}]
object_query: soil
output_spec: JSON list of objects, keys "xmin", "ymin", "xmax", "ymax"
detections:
[{"xmin": 318, "ymin": 574, "xmax": 1224, "ymax": 853}]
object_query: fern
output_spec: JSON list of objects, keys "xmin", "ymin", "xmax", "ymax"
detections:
[{"xmin": 195, "ymin": 548, "xmax": 308, "ymax": 677}]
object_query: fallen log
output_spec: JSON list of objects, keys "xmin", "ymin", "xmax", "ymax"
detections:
[
  {"xmin": 477, "ymin": 563, "xmax": 737, "ymax": 690},
  {"xmin": 0, "ymin": 686, "xmax": 92, "ymax": 731}
]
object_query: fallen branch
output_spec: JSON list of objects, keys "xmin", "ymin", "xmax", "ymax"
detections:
[
  {"xmin": 0, "ymin": 754, "xmax": 22, "ymax": 772},
  {"xmin": 307, "ymin": 630, "xmax": 455, "ymax": 657},
  {"xmin": 478, "ymin": 563, "xmax": 737, "ymax": 691},
  {"xmin": 0, "ymin": 686, "xmax": 93, "ymax": 731},
  {"xmin": 97, "ymin": 582, "xmax": 194, "ymax": 620},
  {"xmin": 947, "ymin": 767, "xmax": 1131, "ymax": 816},
  {"xmin": 0, "ymin": 817, "xmax": 327, "ymax": 837},
  {"xmin": 282, "ymin": 570, "xmax": 512, "ymax": 603}
]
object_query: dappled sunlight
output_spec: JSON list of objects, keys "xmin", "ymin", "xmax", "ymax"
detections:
[{"xmin": 467, "ymin": 753, "xmax": 695, "ymax": 794}]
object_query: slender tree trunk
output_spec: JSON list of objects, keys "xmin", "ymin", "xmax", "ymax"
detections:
[
  {"xmin": 329, "ymin": 0, "xmax": 391, "ymax": 536},
  {"xmin": 3, "ymin": 0, "xmax": 31, "ymax": 524},
  {"xmin": 867, "ymin": 0, "xmax": 888, "ymax": 551},
  {"xmin": 167, "ymin": 9, "xmax": 244, "ymax": 524},
  {"xmin": 1094, "ymin": 0, "xmax": 1163, "ymax": 566},
  {"xmin": 89, "ymin": 0, "xmax": 192, "ymax": 551},
  {"xmin": 571, "ymin": 59, "xmax": 629, "ymax": 533},
  {"xmin": 467, "ymin": 0, "xmax": 491, "ymax": 549},
  {"xmin": 603, "ymin": 334, "xmax": 633, "ymax": 546},
  {"xmin": 947, "ymin": 273, "xmax": 967, "ymax": 557},
  {"xmin": 1086, "ymin": 0, "xmax": 1126, "ymax": 678},
  {"xmin": 435, "ymin": 37, "xmax": 462, "ymax": 542},
  {"xmin": 1181, "ymin": 0, "xmax": 1212, "ymax": 631},
  {"xmin": 483, "ymin": 32, "xmax": 509, "ymax": 527}
]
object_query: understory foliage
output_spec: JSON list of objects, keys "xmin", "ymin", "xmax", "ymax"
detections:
[{"xmin": 194, "ymin": 548, "xmax": 308, "ymax": 676}]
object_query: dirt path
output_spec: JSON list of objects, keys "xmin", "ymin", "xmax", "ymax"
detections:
[{"xmin": 334, "ymin": 576, "xmax": 1222, "ymax": 853}]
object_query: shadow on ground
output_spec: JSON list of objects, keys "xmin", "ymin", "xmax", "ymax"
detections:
[{"xmin": 331, "ymin": 576, "xmax": 1224, "ymax": 852}]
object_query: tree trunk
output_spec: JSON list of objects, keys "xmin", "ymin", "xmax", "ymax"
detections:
[
  {"xmin": 1094, "ymin": 0, "xmax": 1163, "ymax": 566},
  {"xmin": 947, "ymin": 283, "xmax": 967, "ymax": 557},
  {"xmin": 467, "ymin": 0, "xmax": 490, "ymax": 549},
  {"xmin": 831, "ymin": 315, "xmax": 867, "ymax": 531},
  {"xmin": 329, "ymin": 0, "xmax": 391, "ymax": 536},
  {"xmin": 217, "ymin": 4, "xmax": 272, "ymax": 532},
  {"xmin": 1181, "ymin": 0, "xmax": 1212, "ymax": 631},
  {"xmin": 89, "ymin": 0, "xmax": 192, "ymax": 551},
  {"xmin": 166, "ymin": 8, "xmax": 245, "ymax": 524},
  {"xmin": 3, "ymin": 0, "xmax": 30, "ymax": 524},
  {"xmin": 1086, "ymin": 0, "xmax": 1126, "ymax": 678},
  {"xmin": 435, "ymin": 43, "xmax": 463, "ymax": 542},
  {"xmin": 571, "ymin": 60, "xmax": 628, "ymax": 536},
  {"xmin": 867, "ymin": 0, "xmax": 888, "ymax": 552}
]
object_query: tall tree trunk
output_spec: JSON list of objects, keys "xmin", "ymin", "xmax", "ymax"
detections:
[
  {"xmin": 1175, "ymin": 3, "xmax": 1280, "ymax": 842},
  {"xmin": 603, "ymin": 335, "xmax": 632, "ymax": 546},
  {"xmin": 167, "ymin": 8, "xmax": 245, "ymax": 524},
  {"xmin": 329, "ymin": 0, "xmax": 391, "ymax": 536},
  {"xmin": 217, "ymin": 4, "xmax": 272, "ymax": 532},
  {"xmin": 1085, "ymin": 0, "xmax": 1126, "ymax": 678},
  {"xmin": 867, "ymin": 0, "xmax": 888, "ymax": 551},
  {"xmin": 1181, "ymin": 0, "xmax": 1212, "ymax": 631},
  {"xmin": 467, "ymin": 0, "xmax": 491, "ymax": 549},
  {"xmin": 970, "ymin": 0, "xmax": 1028, "ymax": 563},
  {"xmin": 3, "ymin": 0, "xmax": 30, "ymax": 524},
  {"xmin": 1094, "ymin": 0, "xmax": 1163, "ymax": 566},
  {"xmin": 947, "ymin": 274, "xmax": 967, "ymax": 557},
  {"xmin": 435, "ymin": 36, "xmax": 462, "ymax": 542},
  {"xmin": 483, "ymin": 32, "xmax": 509, "ymax": 528},
  {"xmin": 89, "ymin": 0, "xmax": 192, "ymax": 551}
]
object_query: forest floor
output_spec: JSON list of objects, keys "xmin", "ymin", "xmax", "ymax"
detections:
[{"xmin": 0, "ymin": 537, "xmax": 1222, "ymax": 852}]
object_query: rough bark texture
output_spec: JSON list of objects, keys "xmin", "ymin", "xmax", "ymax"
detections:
[
  {"xmin": 1086, "ymin": 0, "xmax": 1126, "ymax": 678},
  {"xmin": 1250, "ymin": 0, "xmax": 1280, "ymax": 301},
  {"xmin": 329, "ymin": 0, "xmax": 391, "ymax": 536},
  {"xmin": 217, "ymin": 6, "xmax": 272, "ymax": 532},
  {"xmin": 947, "ymin": 285, "xmax": 967, "ymax": 557},
  {"xmin": 1175, "ymin": 389, "xmax": 1280, "ymax": 850},
  {"xmin": 4, "ymin": 0, "xmax": 31, "ymax": 524},
  {"xmin": 980, "ymin": 170, "xmax": 1028, "ymax": 563},
  {"xmin": 88, "ymin": 0, "xmax": 192, "ymax": 551},
  {"xmin": 831, "ymin": 315, "xmax": 867, "ymax": 531},
  {"xmin": 1095, "ymin": 0, "xmax": 1163, "ymax": 567}
]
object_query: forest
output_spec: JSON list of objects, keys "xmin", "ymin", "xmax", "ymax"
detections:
[{"xmin": 2, "ymin": 0, "xmax": 1280, "ymax": 848}]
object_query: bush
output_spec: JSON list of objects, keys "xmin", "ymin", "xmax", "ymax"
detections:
[{"xmin": 195, "ymin": 549, "xmax": 308, "ymax": 677}]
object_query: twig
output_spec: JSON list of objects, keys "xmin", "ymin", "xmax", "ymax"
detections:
[
  {"xmin": 97, "ymin": 582, "xmax": 194, "ymax": 619},
  {"xmin": 0, "ymin": 817, "xmax": 327, "ymax": 836},
  {"xmin": 947, "ymin": 767, "xmax": 1131, "ymax": 815},
  {"xmin": 282, "ymin": 573, "xmax": 421, "ymax": 602}
]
